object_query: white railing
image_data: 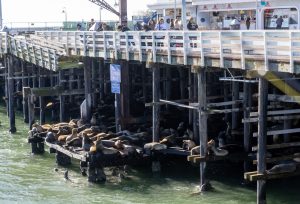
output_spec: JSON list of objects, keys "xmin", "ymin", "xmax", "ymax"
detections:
[
  {"xmin": 34, "ymin": 30, "xmax": 300, "ymax": 73},
  {"xmin": 1, "ymin": 30, "xmax": 300, "ymax": 73},
  {"xmin": 0, "ymin": 32, "xmax": 59, "ymax": 71}
]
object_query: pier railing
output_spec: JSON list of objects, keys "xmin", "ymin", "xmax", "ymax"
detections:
[{"xmin": 1, "ymin": 30, "xmax": 300, "ymax": 73}]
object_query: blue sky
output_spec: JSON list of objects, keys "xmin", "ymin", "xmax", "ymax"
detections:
[{"xmin": 2, "ymin": 0, "xmax": 151, "ymax": 24}]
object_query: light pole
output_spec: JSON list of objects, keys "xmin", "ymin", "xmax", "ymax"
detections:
[
  {"xmin": 0, "ymin": 0, "xmax": 2, "ymax": 29},
  {"xmin": 174, "ymin": 0, "xmax": 177, "ymax": 20},
  {"xmin": 62, "ymin": 7, "xmax": 67, "ymax": 23},
  {"xmin": 181, "ymin": 0, "xmax": 187, "ymax": 30},
  {"xmin": 99, "ymin": 7, "xmax": 102, "ymax": 22}
]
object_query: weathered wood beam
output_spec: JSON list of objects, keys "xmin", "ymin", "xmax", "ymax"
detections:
[
  {"xmin": 252, "ymin": 141, "xmax": 300, "ymax": 151},
  {"xmin": 253, "ymin": 128, "xmax": 300, "ymax": 137},
  {"xmin": 257, "ymin": 77, "xmax": 268, "ymax": 204}
]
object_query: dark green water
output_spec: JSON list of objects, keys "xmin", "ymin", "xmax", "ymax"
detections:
[{"xmin": 0, "ymin": 106, "xmax": 299, "ymax": 204}]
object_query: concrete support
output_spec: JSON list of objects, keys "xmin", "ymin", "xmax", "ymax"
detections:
[{"xmin": 257, "ymin": 77, "xmax": 268, "ymax": 204}]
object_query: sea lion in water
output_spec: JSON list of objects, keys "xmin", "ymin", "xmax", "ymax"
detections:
[{"xmin": 267, "ymin": 163, "xmax": 297, "ymax": 174}]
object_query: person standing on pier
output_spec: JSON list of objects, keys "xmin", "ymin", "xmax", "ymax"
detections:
[
  {"xmin": 187, "ymin": 17, "xmax": 198, "ymax": 30},
  {"xmin": 276, "ymin": 16, "xmax": 283, "ymax": 29},
  {"xmin": 246, "ymin": 17, "xmax": 251, "ymax": 30},
  {"xmin": 155, "ymin": 18, "xmax": 167, "ymax": 30}
]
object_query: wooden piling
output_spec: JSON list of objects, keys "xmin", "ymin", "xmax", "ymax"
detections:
[
  {"xmin": 21, "ymin": 61, "xmax": 29, "ymax": 123},
  {"xmin": 91, "ymin": 58, "xmax": 97, "ymax": 108},
  {"xmin": 120, "ymin": 60, "xmax": 130, "ymax": 128},
  {"xmin": 198, "ymin": 68, "xmax": 207, "ymax": 190},
  {"xmin": 188, "ymin": 69, "xmax": 193, "ymax": 127},
  {"xmin": 59, "ymin": 70, "xmax": 65, "ymax": 122},
  {"xmin": 39, "ymin": 67, "xmax": 45, "ymax": 124},
  {"xmin": 257, "ymin": 77, "xmax": 268, "ymax": 204},
  {"xmin": 232, "ymin": 81, "xmax": 239, "ymax": 130},
  {"xmin": 193, "ymin": 73, "xmax": 199, "ymax": 143},
  {"xmin": 83, "ymin": 57, "xmax": 92, "ymax": 122},
  {"xmin": 152, "ymin": 65, "xmax": 160, "ymax": 142},
  {"xmin": 7, "ymin": 55, "xmax": 16, "ymax": 133},
  {"xmin": 99, "ymin": 59, "xmax": 104, "ymax": 101},
  {"xmin": 243, "ymin": 82, "xmax": 251, "ymax": 172},
  {"xmin": 4, "ymin": 56, "xmax": 9, "ymax": 116}
]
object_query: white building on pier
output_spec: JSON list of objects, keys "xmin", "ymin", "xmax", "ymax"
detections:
[{"xmin": 147, "ymin": 0, "xmax": 300, "ymax": 30}]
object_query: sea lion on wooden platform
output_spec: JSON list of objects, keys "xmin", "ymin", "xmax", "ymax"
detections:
[
  {"xmin": 96, "ymin": 140, "xmax": 119, "ymax": 155},
  {"xmin": 45, "ymin": 128, "xmax": 56, "ymax": 143},
  {"xmin": 190, "ymin": 146, "xmax": 200, "ymax": 155},
  {"xmin": 159, "ymin": 135, "xmax": 176, "ymax": 147},
  {"xmin": 32, "ymin": 123, "xmax": 44, "ymax": 133},
  {"xmin": 293, "ymin": 153, "xmax": 300, "ymax": 163},
  {"xmin": 68, "ymin": 119, "xmax": 78, "ymax": 128},
  {"xmin": 182, "ymin": 140, "xmax": 196, "ymax": 151},
  {"xmin": 207, "ymin": 140, "xmax": 228, "ymax": 157},
  {"xmin": 267, "ymin": 163, "xmax": 297, "ymax": 174},
  {"xmin": 144, "ymin": 142, "xmax": 167, "ymax": 151},
  {"xmin": 66, "ymin": 128, "xmax": 78, "ymax": 144},
  {"xmin": 82, "ymin": 133, "xmax": 92, "ymax": 151}
]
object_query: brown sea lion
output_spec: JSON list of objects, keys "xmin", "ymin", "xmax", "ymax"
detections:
[
  {"xmin": 182, "ymin": 140, "xmax": 196, "ymax": 151},
  {"xmin": 66, "ymin": 128, "xmax": 78, "ymax": 144}
]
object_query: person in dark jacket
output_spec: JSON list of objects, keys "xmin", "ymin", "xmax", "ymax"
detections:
[
  {"xmin": 276, "ymin": 16, "xmax": 283, "ymax": 29},
  {"xmin": 187, "ymin": 17, "xmax": 198, "ymax": 30}
]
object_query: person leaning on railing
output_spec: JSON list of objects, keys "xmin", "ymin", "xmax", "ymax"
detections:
[
  {"xmin": 187, "ymin": 17, "xmax": 198, "ymax": 31},
  {"xmin": 187, "ymin": 17, "xmax": 198, "ymax": 48}
]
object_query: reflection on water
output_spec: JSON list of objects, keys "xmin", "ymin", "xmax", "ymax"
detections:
[{"xmin": 0, "ymin": 106, "xmax": 299, "ymax": 204}]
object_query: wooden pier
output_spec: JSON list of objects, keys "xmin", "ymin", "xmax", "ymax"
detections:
[{"xmin": 1, "ymin": 30, "xmax": 300, "ymax": 204}]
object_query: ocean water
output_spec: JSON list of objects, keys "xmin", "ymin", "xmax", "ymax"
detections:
[{"xmin": 0, "ymin": 106, "xmax": 299, "ymax": 204}]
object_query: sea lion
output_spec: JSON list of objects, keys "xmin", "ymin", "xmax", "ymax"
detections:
[
  {"xmin": 159, "ymin": 135, "xmax": 176, "ymax": 147},
  {"xmin": 182, "ymin": 140, "xmax": 196, "ymax": 151},
  {"xmin": 267, "ymin": 163, "xmax": 297, "ymax": 174},
  {"xmin": 207, "ymin": 139, "xmax": 228, "ymax": 157},
  {"xmin": 82, "ymin": 133, "xmax": 92, "ymax": 151},
  {"xmin": 45, "ymin": 129, "xmax": 56, "ymax": 143},
  {"xmin": 190, "ymin": 146, "xmax": 200, "ymax": 155},
  {"xmin": 66, "ymin": 128, "xmax": 78, "ymax": 144},
  {"xmin": 68, "ymin": 119, "xmax": 78, "ymax": 128},
  {"xmin": 96, "ymin": 140, "xmax": 119, "ymax": 155},
  {"xmin": 32, "ymin": 123, "xmax": 44, "ymax": 133},
  {"xmin": 293, "ymin": 153, "xmax": 300, "ymax": 163},
  {"xmin": 144, "ymin": 142, "xmax": 167, "ymax": 151},
  {"xmin": 41, "ymin": 124, "xmax": 52, "ymax": 131}
]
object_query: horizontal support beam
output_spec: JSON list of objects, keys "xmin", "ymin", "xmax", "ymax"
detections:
[
  {"xmin": 45, "ymin": 141, "xmax": 87, "ymax": 162},
  {"xmin": 253, "ymin": 128, "xmax": 300, "ymax": 137},
  {"xmin": 252, "ymin": 142, "xmax": 300, "ymax": 151},
  {"xmin": 250, "ymin": 109, "xmax": 300, "ymax": 117},
  {"xmin": 243, "ymin": 115, "xmax": 300, "ymax": 123}
]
